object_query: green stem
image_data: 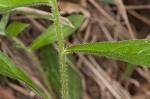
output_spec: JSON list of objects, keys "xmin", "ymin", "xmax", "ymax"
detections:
[
  {"xmin": 50, "ymin": 0, "xmax": 68, "ymax": 99},
  {"xmin": 12, "ymin": 37, "xmax": 56, "ymax": 99}
]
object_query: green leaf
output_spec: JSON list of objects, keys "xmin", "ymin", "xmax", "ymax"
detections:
[
  {"xmin": 0, "ymin": 51, "xmax": 48, "ymax": 99},
  {"xmin": 123, "ymin": 63, "xmax": 135, "ymax": 79},
  {"xmin": 68, "ymin": 66, "xmax": 81, "ymax": 99},
  {"xmin": 5, "ymin": 22, "xmax": 29, "ymax": 37},
  {"xmin": 41, "ymin": 45, "xmax": 60, "ymax": 91},
  {"xmin": 0, "ymin": 13, "xmax": 10, "ymax": 36},
  {"xmin": 103, "ymin": 0, "xmax": 115, "ymax": 5},
  {"xmin": 41, "ymin": 45, "xmax": 81, "ymax": 99},
  {"xmin": 66, "ymin": 40, "xmax": 150, "ymax": 67},
  {"xmin": 29, "ymin": 15, "xmax": 84, "ymax": 51},
  {"xmin": 0, "ymin": 0, "xmax": 49, "ymax": 13}
]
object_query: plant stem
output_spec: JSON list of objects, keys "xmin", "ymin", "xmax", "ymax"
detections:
[
  {"xmin": 50, "ymin": 0, "xmax": 68, "ymax": 99},
  {"xmin": 12, "ymin": 37, "xmax": 56, "ymax": 99}
]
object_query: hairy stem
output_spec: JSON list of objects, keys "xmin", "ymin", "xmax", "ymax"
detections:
[
  {"xmin": 12, "ymin": 37, "xmax": 55, "ymax": 99},
  {"xmin": 50, "ymin": 0, "xmax": 68, "ymax": 99}
]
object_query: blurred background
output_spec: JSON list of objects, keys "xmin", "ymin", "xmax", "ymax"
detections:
[{"xmin": 0, "ymin": 0, "xmax": 150, "ymax": 99}]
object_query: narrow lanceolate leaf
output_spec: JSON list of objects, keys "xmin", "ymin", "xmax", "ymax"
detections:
[
  {"xmin": 5, "ymin": 22, "xmax": 29, "ymax": 37},
  {"xmin": 66, "ymin": 40, "xmax": 150, "ymax": 67},
  {"xmin": 41, "ymin": 45, "xmax": 81, "ymax": 99},
  {"xmin": 29, "ymin": 15, "xmax": 84, "ymax": 51},
  {"xmin": 103, "ymin": 0, "xmax": 115, "ymax": 5},
  {"xmin": 0, "ymin": 0, "xmax": 49, "ymax": 13},
  {"xmin": 0, "ymin": 51, "xmax": 48, "ymax": 99},
  {"xmin": 0, "ymin": 13, "xmax": 10, "ymax": 36},
  {"xmin": 123, "ymin": 63, "xmax": 135, "ymax": 79}
]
